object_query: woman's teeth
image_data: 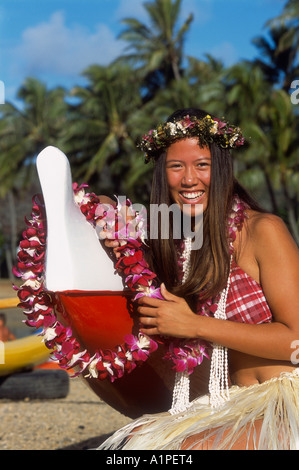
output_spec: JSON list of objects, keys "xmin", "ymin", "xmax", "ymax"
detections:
[{"xmin": 181, "ymin": 191, "xmax": 204, "ymax": 200}]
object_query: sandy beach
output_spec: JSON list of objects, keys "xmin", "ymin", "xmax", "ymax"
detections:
[
  {"xmin": 0, "ymin": 376, "xmax": 131, "ymax": 450},
  {"xmin": 0, "ymin": 279, "xmax": 132, "ymax": 450}
]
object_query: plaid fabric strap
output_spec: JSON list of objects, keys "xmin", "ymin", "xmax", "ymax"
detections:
[{"xmin": 226, "ymin": 261, "xmax": 272, "ymax": 324}]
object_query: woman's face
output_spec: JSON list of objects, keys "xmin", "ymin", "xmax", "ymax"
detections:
[{"xmin": 165, "ymin": 138, "xmax": 211, "ymax": 216}]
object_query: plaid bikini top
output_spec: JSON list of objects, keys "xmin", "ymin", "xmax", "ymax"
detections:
[
  {"xmin": 195, "ymin": 197, "xmax": 272, "ymax": 325},
  {"xmin": 225, "ymin": 260, "xmax": 272, "ymax": 324},
  {"xmin": 198, "ymin": 262, "xmax": 272, "ymax": 324}
]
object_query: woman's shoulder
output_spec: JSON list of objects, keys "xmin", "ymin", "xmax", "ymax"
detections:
[
  {"xmin": 245, "ymin": 210, "xmax": 298, "ymax": 258},
  {"xmin": 246, "ymin": 210, "xmax": 286, "ymax": 235}
]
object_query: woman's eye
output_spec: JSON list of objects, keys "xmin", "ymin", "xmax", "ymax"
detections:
[
  {"xmin": 197, "ymin": 162, "xmax": 209, "ymax": 168},
  {"xmin": 168, "ymin": 164, "xmax": 182, "ymax": 168}
]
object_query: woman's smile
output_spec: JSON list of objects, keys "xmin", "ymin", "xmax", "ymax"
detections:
[{"xmin": 179, "ymin": 190, "xmax": 205, "ymax": 203}]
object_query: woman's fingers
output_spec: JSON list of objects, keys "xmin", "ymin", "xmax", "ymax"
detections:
[
  {"xmin": 138, "ymin": 305, "xmax": 158, "ymax": 317},
  {"xmin": 139, "ymin": 312, "xmax": 159, "ymax": 336},
  {"xmin": 138, "ymin": 296, "xmax": 164, "ymax": 308},
  {"xmin": 140, "ymin": 327, "xmax": 159, "ymax": 336}
]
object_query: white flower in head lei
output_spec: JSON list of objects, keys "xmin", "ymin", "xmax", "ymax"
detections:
[{"xmin": 137, "ymin": 114, "xmax": 245, "ymax": 163}]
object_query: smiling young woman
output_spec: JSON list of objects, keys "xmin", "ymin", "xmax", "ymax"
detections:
[
  {"xmin": 100, "ymin": 108, "xmax": 299, "ymax": 450},
  {"xmin": 146, "ymin": 109, "xmax": 259, "ymax": 304}
]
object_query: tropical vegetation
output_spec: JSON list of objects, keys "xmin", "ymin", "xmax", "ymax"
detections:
[{"xmin": 0, "ymin": 0, "xmax": 298, "ymax": 278}]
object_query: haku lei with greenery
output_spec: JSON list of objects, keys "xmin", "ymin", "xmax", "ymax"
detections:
[
  {"xmin": 138, "ymin": 114, "xmax": 245, "ymax": 163},
  {"xmin": 13, "ymin": 184, "xmax": 215, "ymax": 382}
]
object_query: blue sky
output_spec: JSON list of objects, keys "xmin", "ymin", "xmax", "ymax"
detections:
[{"xmin": 0, "ymin": 0, "xmax": 286, "ymax": 105}]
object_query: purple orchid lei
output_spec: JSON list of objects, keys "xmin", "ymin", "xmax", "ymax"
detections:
[{"xmin": 13, "ymin": 185, "xmax": 248, "ymax": 382}]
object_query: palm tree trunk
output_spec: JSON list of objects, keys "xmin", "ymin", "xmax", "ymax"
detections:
[
  {"xmin": 171, "ymin": 58, "xmax": 181, "ymax": 81},
  {"xmin": 262, "ymin": 166, "xmax": 279, "ymax": 214}
]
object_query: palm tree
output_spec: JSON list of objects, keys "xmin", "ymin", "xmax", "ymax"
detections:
[
  {"xmin": 259, "ymin": 89, "xmax": 299, "ymax": 242},
  {"xmin": 184, "ymin": 55, "xmax": 227, "ymax": 115},
  {"xmin": 265, "ymin": 0, "xmax": 299, "ymax": 90},
  {"xmin": 223, "ymin": 61, "xmax": 299, "ymax": 242},
  {"xmin": 63, "ymin": 63, "xmax": 148, "ymax": 201},
  {"xmin": 0, "ymin": 77, "xmax": 67, "ymax": 196},
  {"xmin": 117, "ymin": 0, "xmax": 193, "ymax": 97},
  {"xmin": 269, "ymin": 0, "xmax": 299, "ymax": 27},
  {"xmin": 222, "ymin": 62, "xmax": 276, "ymax": 208},
  {"xmin": 0, "ymin": 77, "xmax": 68, "ymax": 277},
  {"xmin": 224, "ymin": 62, "xmax": 271, "ymax": 122},
  {"xmin": 252, "ymin": 23, "xmax": 299, "ymax": 90}
]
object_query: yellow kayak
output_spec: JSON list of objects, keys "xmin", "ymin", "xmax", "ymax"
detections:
[
  {"xmin": 0, "ymin": 334, "xmax": 51, "ymax": 376},
  {"xmin": 0, "ymin": 297, "xmax": 19, "ymax": 309},
  {"xmin": 0, "ymin": 296, "xmax": 51, "ymax": 376}
]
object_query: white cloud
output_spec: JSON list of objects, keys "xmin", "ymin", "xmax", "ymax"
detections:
[
  {"xmin": 11, "ymin": 10, "xmax": 125, "ymax": 79},
  {"xmin": 209, "ymin": 41, "xmax": 237, "ymax": 66}
]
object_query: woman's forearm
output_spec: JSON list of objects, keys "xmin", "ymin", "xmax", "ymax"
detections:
[
  {"xmin": 196, "ymin": 315, "xmax": 298, "ymax": 362},
  {"xmin": 138, "ymin": 285, "xmax": 299, "ymax": 362}
]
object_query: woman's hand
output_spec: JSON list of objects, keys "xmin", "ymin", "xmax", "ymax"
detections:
[{"xmin": 138, "ymin": 283, "xmax": 199, "ymax": 338}]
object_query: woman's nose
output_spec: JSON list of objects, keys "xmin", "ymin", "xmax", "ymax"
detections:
[{"xmin": 182, "ymin": 169, "xmax": 198, "ymax": 185}]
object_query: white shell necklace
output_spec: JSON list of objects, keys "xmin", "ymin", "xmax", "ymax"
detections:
[{"xmin": 169, "ymin": 240, "xmax": 232, "ymax": 414}]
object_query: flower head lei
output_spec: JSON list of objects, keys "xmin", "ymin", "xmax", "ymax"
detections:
[{"xmin": 138, "ymin": 114, "xmax": 245, "ymax": 163}]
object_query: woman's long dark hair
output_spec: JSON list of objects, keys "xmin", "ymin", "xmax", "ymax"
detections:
[{"xmin": 147, "ymin": 108, "xmax": 265, "ymax": 303}]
